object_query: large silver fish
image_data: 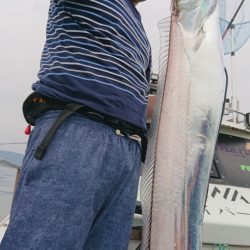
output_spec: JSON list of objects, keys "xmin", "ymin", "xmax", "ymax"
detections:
[{"xmin": 141, "ymin": 0, "xmax": 226, "ymax": 249}]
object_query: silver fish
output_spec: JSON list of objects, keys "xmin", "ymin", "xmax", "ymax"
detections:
[{"xmin": 141, "ymin": 0, "xmax": 226, "ymax": 249}]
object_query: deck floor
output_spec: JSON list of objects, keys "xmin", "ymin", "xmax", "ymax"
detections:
[{"xmin": 1, "ymin": 216, "xmax": 250, "ymax": 249}]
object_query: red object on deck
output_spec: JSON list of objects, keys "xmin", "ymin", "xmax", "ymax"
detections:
[{"xmin": 24, "ymin": 125, "xmax": 32, "ymax": 135}]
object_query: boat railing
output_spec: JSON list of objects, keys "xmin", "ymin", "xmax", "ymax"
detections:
[
  {"xmin": 223, "ymin": 106, "xmax": 250, "ymax": 130},
  {"xmin": 0, "ymin": 159, "xmax": 20, "ymax": 205}
]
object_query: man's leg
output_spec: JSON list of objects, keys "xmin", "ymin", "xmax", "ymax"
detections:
[
  {"xmin": 0, "ymin": 111, "xmax": 140, "ymax": 250},
  {"xmin": 83, "ymin": 136, "xmax": 141, "ymax": 250}
]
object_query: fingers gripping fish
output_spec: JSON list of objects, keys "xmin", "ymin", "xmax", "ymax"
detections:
[{"xmin": 141, "ymin": 0, "xmax": 226, "ymax": 249}]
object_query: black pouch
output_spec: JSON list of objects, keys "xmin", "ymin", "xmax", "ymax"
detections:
[{"xmin": 23, "ymin": 92, "xmax": 56, "ymax": 126}]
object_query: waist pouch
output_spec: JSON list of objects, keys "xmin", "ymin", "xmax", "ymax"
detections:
[{"xmin": 23, "ymin": 92, "xmax": 148, "ymax": 162}]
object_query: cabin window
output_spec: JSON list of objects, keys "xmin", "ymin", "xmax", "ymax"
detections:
[{"xmin": 210, "ymin": 134, "xmax": 250, "ymax": 188}]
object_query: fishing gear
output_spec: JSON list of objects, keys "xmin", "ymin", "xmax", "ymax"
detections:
[{"xmin": 222, "ymin": 0, "xmax": 246, "ymax": 39}]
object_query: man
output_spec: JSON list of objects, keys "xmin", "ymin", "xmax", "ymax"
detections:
[{"xmin": 0, "ymin": 0, "xmax": 151, "ymax": 249}]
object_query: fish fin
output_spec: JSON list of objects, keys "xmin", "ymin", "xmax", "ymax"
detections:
[{"xmin": 141, "ymin": 16, "xmax": 171, "ymax": 250}]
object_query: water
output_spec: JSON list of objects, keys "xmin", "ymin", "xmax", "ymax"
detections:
[{"xmin": 0, "ymin": 166, "xmax": 17, "ymax": 221}]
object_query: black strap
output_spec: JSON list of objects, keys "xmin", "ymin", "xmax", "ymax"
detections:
[
  {"xmin": 141, "ymin": 137, "xmax": 147, "ymax": 163},
  {"xmin": 34, "ymin": 103, "xmax": 84, "ymax": 160}
]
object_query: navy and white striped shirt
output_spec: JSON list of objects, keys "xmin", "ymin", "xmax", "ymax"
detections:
[{"xmin": 33, "ymin": 0, "xmax": 151, "ymax": 130}]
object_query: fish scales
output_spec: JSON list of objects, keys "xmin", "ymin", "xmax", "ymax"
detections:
[{"xmin": 141, "ymin": 1, "xmax": 226, "ymax": 249}]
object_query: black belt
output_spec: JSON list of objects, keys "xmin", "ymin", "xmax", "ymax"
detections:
[{"xmin": 23, "ymin": 93, "xmax": 148, "ymax": 162}]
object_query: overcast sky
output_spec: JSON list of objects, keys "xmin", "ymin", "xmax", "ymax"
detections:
[{"xmin": 0, "ymin": 0, "xmax": 249, "ymax": 154}]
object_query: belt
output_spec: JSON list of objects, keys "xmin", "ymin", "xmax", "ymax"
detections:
[{"xmin": 23, "ymin": 93, "xmax": 148, "ymax": 162}]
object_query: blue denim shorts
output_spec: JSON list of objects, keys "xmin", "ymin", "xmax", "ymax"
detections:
[{"xmin": 0, "ymin": 111, "xmax": 141, "ymax": 250}]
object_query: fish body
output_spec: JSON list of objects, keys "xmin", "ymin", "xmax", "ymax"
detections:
[{"xmin": 141, "ymin": 1, "xmax": 226, "ymax": 249}]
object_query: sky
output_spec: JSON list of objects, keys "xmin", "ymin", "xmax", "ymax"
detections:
[{"xmin": 0, "ymin": 0, "xmax": 249, "ymax": 154}]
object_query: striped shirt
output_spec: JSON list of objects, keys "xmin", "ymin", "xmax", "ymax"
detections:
[{"xmin": 32, "ymin": 0, "xmax": 151, "ymax": 130}]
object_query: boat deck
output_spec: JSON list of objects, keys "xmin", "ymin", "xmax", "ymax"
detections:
[{"xmin": 1, "ymin": 215, "xmax": 250, "ymax": 250}]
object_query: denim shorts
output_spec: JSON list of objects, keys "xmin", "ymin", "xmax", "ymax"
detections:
[{"xmin": 0, "ymin": 111, "xmax": 141, "ymax": 250}]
